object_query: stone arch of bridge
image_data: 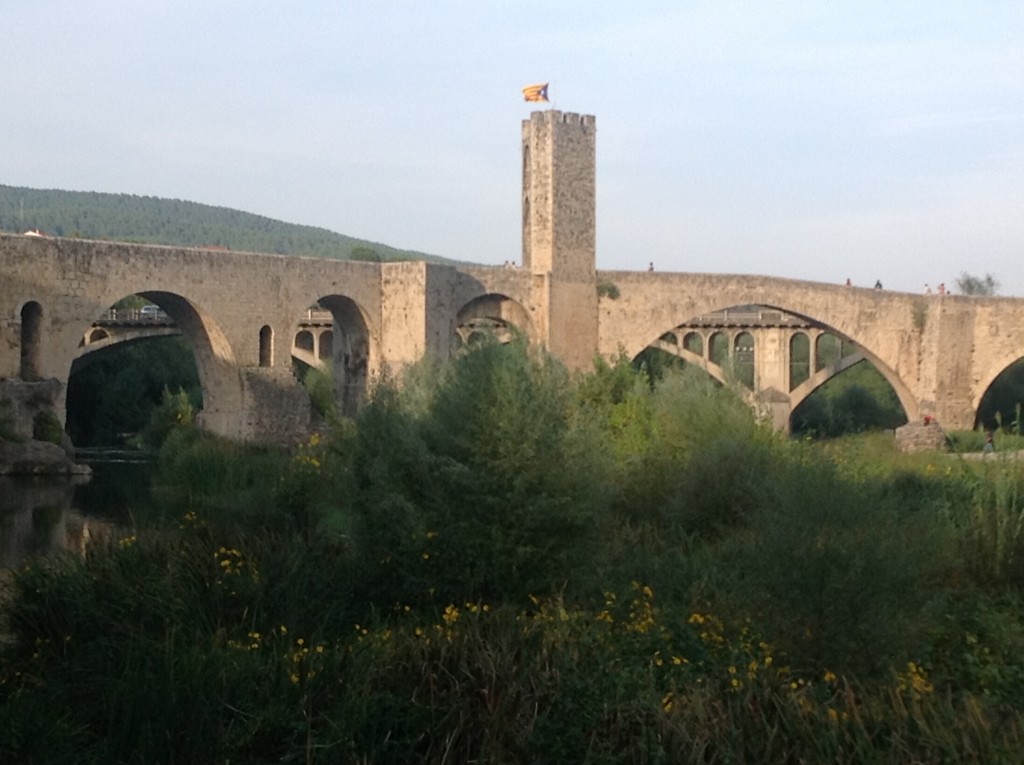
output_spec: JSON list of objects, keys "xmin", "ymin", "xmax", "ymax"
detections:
[
  {"xmin": 627, "ymin": 301, "xmax": 919, "ymax": 426},
  {"xmin": 73, "ymin": 290, "xmax": 241, "ymax": 436},
  {"xmin": 789, "ymin": 320, "xmax": 917, "ymax": 424},
  {"xmin": 73, "ymin": 328, "xmax": 183, "ymax": 371},
  {"xmin": 291, "ymin": 327, "xmax": 335, "ymax": 368},
  {"xmin": 456, "ymin": 293, "xmax": 534, "ymax": 346},
  {"xmin": 645, "ymin": 325, "xmax": 769, "ymax": 389},
  {"xmin": 789, "ymin": 352, "xmax": 867, "ymax": 410},
  {"xmin": 647, "ymin": 336, "xmax": 730, "ymax": 387},
  {"xmin": 972, "ymin": 352, "xmax": 1024, "ymax": 420},
  {"xmin": 306, "ymin": 294, "xmax": 373, "ymax": 417}
]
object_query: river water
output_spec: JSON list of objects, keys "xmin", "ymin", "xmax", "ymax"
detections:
[{"xmin": 0, "ymin": 458, "xmax": 154, "ymax": 570}]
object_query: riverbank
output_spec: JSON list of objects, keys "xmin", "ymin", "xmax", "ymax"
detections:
[{"xmin": 1, "ymin": 379, "xmax": 90, "ymax": 476}]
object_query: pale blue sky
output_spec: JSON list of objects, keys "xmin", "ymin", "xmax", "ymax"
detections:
[{"xmin": 3, "ymin": 1, "xmax": 1022, "ymax": 294}]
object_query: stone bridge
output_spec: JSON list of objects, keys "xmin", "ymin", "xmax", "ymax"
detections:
[
  {"xmin": 2, "ymin": 109, "xmax": 1022, "ymax": 441},
  {"xmin": 594, "ymin": 271, "xmax": 1024, "ymax": 430}
]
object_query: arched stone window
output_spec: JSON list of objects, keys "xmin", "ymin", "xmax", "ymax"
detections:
[
  {"xmin": 20, "ymin": 301, "xmax": 43, "ymax": 380},
  {"xmin": 318, "ymin": 330, "xmax": 333, "ymax": 361},
  {"xmin": 294, "ymin": 330, "xmax": 314, "ymax": 354},
  {"xmin": 709, "ymin": 332, "xmax": 729, "ymax": 366},
  {"xmin": 88, "ymin": 328, "xmax": 110, "ymax": 344},
  {"xmin": 789, "ymin": 332, "xmax": 810, "ymax": 390},
  {"xmin": 683, "ymin": 331, "xmax": 704, "ymax": 356},
  {"xmin": 816, "ymin": 333, "xmax": 841, "ymax": 372},
  {"xmin": 259, "ymin": 325, "xmax": 273, "ymax": 367},
  {"xmin": 734, "ymin": 331, "xmax": 755, "ymax": 389}
]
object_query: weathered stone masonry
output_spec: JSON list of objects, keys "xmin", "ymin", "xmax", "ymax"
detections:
[{"xmin": 3, "ymin": 109, "xmax": 1024, "ymax": 442}]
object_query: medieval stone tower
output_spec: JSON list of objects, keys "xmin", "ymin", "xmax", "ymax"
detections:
[{"xmin": 521, "ymin": 110, "xmax": 599, "ymax": 370}]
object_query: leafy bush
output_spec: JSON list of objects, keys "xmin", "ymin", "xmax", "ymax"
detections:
[
  {"xmin": 137, "ymin": 387, "xmax": 194, "ymax": 449},
  {"xmin": 347, "ymin": 340, "xmax": 609, "ymax": 605},
  {"xmin": 32, "ymin": 408, "xmax": 64, "ymax": 445},
  {"xmin": 596, "ymin": 279, "xmax": 620, "ymax": 299},
  {"xmin": 294, "ymin": 362, "xmax": 336, "ymax": 419},
  {"xmin": 9, "ymin": 343, "xmax": 1024, "ymax": 761}
]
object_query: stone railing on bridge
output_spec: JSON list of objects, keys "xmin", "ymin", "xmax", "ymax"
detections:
[
  {"xmin": 682, "ymin": 306, "xmax": 814, "ymax": 329},
  {"xmin": 94, "ymin": 307, "xmax": 173, "ymax": 325}
]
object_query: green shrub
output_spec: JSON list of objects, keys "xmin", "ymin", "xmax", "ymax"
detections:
[
  {"xmin": 137, "ymin": 387, "xmax": 194, "ymax": 449},
  {"xmin": 295, "ymin": 362, "xmax": 336, "ymax": 419},
  {"xmin": 32, "ymin": 408, "xmax": 64, "ymax": 445},
  {"xmin": 347, "ymin": 340, "xmax": 610, "ymax": 605},
  {"xmin": 10, "ymin": 341, "xmax": 1024, "ymax": 761},
  {"xmin": 717, "ymin": 453, "xmax": 958, "ymax": 678}
]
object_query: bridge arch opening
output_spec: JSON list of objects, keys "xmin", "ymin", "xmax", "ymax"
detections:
[
  {"xmin": 84, "ymin": 328, "xmax": 110, "ymax": 345},
  {"xmin": 815, "ymin": 333, "xmax": 844, "ymax": 371},
  {"xmin": 974, "ymin": 358, "xmax": 1024, "ymax": 432},
  {"xmin": 631, "ymin": 303, "xmax": 913, "ymax": 435},
  {"xmin": 683, "ymin": 332, "xmax": 703, "ymax": 356},
  {"xmin": 20, "ymin": 300, "xmax": 43, "ymax": 380},
  {"xmin": 708, "ymin": 332, "xmax": 729, "ymax": 366},
  {"xmin": 734, "ymin": 331, "xmax": 755, "ymax": 389},
  {"xmin": 67, "ymin": 291, "xmax": 238, "ymax": 446},
  {"xmin": 789, "ymin": 332, "xmax": 810, "ymax": 389},
  {"xmin": 318, "ymin": 330, "xmax": 333, "ymax": 361},
  {"xmin": 291, "ymin": 311, "xmax": 340, "ymax": 369},
  {"xmin": 791, "ymin": 359, "xmax": 907, "ymax": 438},
  {"xmin": 456, "ymin": 294, "xmax": 533, "ymax": 349},
  {"xmin": 294, "ymin": 330, "xmax": 313, "ymax": 353},
  {"xmin": 297, "ymin": 295, "xmax": 372, "ymax": 418}
]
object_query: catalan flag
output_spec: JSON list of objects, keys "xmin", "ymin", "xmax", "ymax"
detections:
[{"xmin": 522, "ymin": 83, "xmax": 549, "ymax": 102}]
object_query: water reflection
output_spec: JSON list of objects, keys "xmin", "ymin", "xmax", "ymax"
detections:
[{"xmin": 0, "ymin": 461, "xmax": 154, "ymax": 569}]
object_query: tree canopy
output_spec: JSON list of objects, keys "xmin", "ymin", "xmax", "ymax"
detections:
[
  {"xmin": 0, "ymin": 184, "xmax": 459, "ymax": 264},
  {"xmin": 956, "ymin": 272, "xmax": 999, "ymax": 296}
]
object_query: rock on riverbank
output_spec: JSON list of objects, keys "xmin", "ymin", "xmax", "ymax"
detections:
[{"xmin": 0, "ymin": 379, "xmax": 90, "ymax": 476}]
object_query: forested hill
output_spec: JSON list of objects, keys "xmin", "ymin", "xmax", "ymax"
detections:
[{"xmin": 0, "ymin": 185, "xmax": 455, "ymax": 264}]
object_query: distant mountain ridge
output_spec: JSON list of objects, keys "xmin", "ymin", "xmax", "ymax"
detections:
[{"xmin": 0, "ymin": 184, "xmax": 453, "ymax": 264}]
